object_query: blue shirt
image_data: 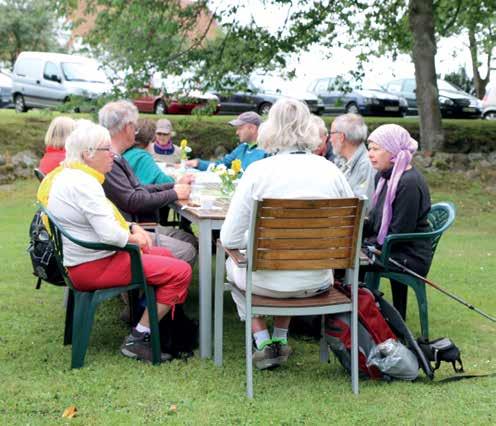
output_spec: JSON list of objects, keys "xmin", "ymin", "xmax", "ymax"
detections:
[
  {"xmin": 197, "ymin": 143, "xmax": 267, "ymax": 171},
  {"xmin": 123, "ymin": 147, "xmax": 175, "ymax": 185}
]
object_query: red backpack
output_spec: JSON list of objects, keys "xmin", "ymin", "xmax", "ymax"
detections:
[{"xmin": 325, "ymin": 283, "xmax": 397, "ymax": 379}]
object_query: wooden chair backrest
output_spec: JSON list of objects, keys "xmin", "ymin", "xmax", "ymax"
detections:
[{"xmin": 251, "ymin": 198, "xmax": 364, "ymax": 271}]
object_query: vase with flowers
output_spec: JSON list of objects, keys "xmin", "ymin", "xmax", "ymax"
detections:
[
  {"xmin": 179, "ymin": 138, "xmax": 192, "ymax": 170},
  {"xmin": 213, "ymin": 159, "xmax": 243, "ymax": 196}
]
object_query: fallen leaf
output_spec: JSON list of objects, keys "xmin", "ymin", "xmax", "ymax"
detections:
[{"xmin": 62, "ymin": 405, "xmax": 77, "ymax": 418}]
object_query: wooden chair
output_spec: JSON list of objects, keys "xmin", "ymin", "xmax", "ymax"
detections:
[
  {"xmin": 365, "ymin": 202, "xmax": 456, "ymax": 338},
  {"xmin": 41, "ymin": 206, "xmax": 162, "ymax": 368},
  {"xmin": 214, "ymin": 197, "xmax": 366, "ymax": 398}
]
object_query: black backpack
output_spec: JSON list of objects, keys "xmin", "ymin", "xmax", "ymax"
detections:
[{"xmin": 28, "ymin": 210, "xmax": 65, "ymax": 288}]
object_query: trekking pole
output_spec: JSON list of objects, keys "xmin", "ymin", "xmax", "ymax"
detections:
[{"xmin": 366, "ymin": 246, "xmax": 496, "ymax": 324}]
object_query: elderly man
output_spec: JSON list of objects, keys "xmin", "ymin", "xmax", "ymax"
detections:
[
  {"xmin": 330, "ymin": 113, "xmax": 375, "ymax": 202},
  {"xmin": 99, "ymin": 100, "xmax": 197, "ymax": 266},
  {"xmin": 186, "ymin": 111, "xmax": 267, "ymax": 171}
]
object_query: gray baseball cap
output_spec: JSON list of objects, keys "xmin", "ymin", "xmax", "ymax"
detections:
[
  {"xmin": 156, "ymin": 119, "xmax": 175, "ymax": 135},
  {"xmin": 228, "ymin": 111, "xmax": 262, "ymax": 127}
]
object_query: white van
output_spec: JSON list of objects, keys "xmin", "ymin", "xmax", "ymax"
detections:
[
  {"xmin": 482, "ymin": 85, "xmax": 496, "ymax": 120},
  {"xmin": 12, "ymin": 51, "xmax": 112, "ymax": 112}
]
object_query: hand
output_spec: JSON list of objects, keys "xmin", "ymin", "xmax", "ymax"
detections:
[
  {"xmin": 174, "ymin": 183, "xmax": 191, "ymax": 200},
  {"xmin": 177, "ymin": 174, "xmax": 195, "ymax": 184},
  {"xmin": 185, "ymin": 159, "xmax": 199, "ymax": 168},
  {"xmin": 131, "ymin": 224, "xmax": 153, "ymax": 248},
  {"xmin": 128, "ymin": 231, "xmax": 150, "ymax": 250}
]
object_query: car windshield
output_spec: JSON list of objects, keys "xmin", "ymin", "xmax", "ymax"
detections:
[
  {"xmin": 61, "ymin": 62, "xmax": 108, "ymax": 83},
  {"xmin": 437, "ymin": 80, "xmax": 462, "ymax": 93}
]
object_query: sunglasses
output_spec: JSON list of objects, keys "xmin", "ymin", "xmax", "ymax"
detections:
[{"xmin": 156, "ymin": 132, "xmax": 170, "ymax": 136}]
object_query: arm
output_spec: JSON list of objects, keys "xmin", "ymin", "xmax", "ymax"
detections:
[
  {"xmin": 75, "ymin": 183, "xmax": 129, "ymax": 247},
  {"xmin": 388, "ymin": 177, "xmax": 421, "ymax": 235},
  {"xmin": 103, "ymin": 160, "xmax": 178, "ymax": 215},
  {"xmin": 131, "ymin": 150, "xmax": 175, "ymax": 185},
  {"xmin": 198, "ymin": 144, "xmax": 244, "ymax": 172}
]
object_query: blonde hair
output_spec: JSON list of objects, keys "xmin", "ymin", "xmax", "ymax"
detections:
[
  {"xmin": 44, "ymin": 116, "xmax": 76, "ymax": 148},
  {"xmin": 257, "ymin": 98, "xmax": 320, "ymax": 153},
  {"xmin": 63, "ymin": 121, "xmax": 111, "ymax": 165}
]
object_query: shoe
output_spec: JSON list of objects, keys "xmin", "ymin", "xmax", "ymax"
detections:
[
  {"xmin": 120, "ymin": 329, "xmax": 173, "ymax": 363},
  {"xmin": 272, "ymin": 338, "xmax": 293, "ymax": 364},
  {"xmin": 252, "ymin": 342, "xmax": 279, "ymax": 370}
]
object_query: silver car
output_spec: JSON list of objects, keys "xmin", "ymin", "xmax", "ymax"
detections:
[{"xmin": 12, "ymin": 51, "xmax": 111, "ymax": 112}]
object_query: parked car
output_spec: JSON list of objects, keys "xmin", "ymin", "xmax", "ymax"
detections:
[
  {"xmin": 482, "ymin": 86, "xmax": 496, "ymax": 120},
  {"xmin": 133, "ymin": 89, "xmax": 220, "ymax": 115},
  {"xmin": 0, "ymin": 69, "xmax": 13, "ymax": 108},
  {"xmin": 212, "ymin": 82, "xmax": 325, "ymax": 115},
  {"xmin": 384, "ymin": 78, "xmax": 482, "ymax": 118},
  {"xmin": 11, "ymin": 51, "xmax": 112, "ymax": 112},
  {"xmin": 307, "ymin": 77, "xmax": 408, "ymax": 116}
]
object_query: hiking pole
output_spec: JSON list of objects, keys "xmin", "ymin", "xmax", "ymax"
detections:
[{"xmin": 366, "ymin": 246, "xmax": 496, "ymax": 324}]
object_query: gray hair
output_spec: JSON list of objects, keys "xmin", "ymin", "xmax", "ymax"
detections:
[
  {"xmin": 257, "ymin": 98, "xmax": 320, "ymax": 153},
  {"xmin": 64, "ymin": 121, "xmax": 111, "ymax": 164},
  {"xmin": 98, "ymin": 100, "xmax": 138, "ymax": 136},
  {"xmin": 332, "ymin": 113, "xmax": 368, "ymax": 145},
  {"xmin": 44, "ymin": 116, "xmax": 76, "ymax": 148},
  {"xmin": 309, "ymin": 115, "xmax": 328, "ymax": 138}
]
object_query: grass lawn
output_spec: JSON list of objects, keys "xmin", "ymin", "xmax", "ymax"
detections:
[{"xmin": 1, "ymin": 176, "xmax": 495, "ymax": 425}]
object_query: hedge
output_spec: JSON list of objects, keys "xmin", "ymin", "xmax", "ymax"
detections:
[{"xmin": 1, "ymin": 109, "xmax": 495, "ymax": 160}]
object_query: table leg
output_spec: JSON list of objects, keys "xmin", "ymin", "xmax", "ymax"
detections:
[{"xmin": 198, "ymin": 220, "xmax": 212, "ymax": 358}]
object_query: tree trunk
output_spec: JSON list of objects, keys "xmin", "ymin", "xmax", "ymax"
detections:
[
  {"xmin": 408, "ymin": 0, "xmax": 444, "ymax": 153},
  {"xmin": 468, "ymin": 26, "xmax": 491, "ymax": 99}
]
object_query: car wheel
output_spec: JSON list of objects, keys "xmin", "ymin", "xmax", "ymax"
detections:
[
  {"xmin": 15, "ymin": 94, "xmax": 26, "ymax": 113},
  {"xmin": 258, "ymin": 102, "xmax": 272, "ymax": 115},
  {"xmin": 345, "ymin": 102, "xmax": 359, "ymax": 114},
  {"xmin": 484, "ymin": 111, "xmax": 496, "ymax": 120},
  {"xmin": 155, "ymin": 100, "xmax": 166, "ymax": 115}
]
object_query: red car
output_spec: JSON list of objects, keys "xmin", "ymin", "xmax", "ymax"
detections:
[{"xmin": 133, "ymin": 90, "xmax": 220, "ymax": 115}]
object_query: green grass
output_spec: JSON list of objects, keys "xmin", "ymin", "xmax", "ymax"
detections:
[{"xmin": 1, "ymin": 177, "xmax": 496, "ymax": 424}]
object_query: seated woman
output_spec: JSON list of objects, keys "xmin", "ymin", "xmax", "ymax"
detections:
[
  {"xmin": 41, "ymin": 121, "xmax": 192, "ymax": 363},
  {"xmin": 148, "ymin": 119, "xmax": 181, "ymax": 165},
  {"xmin": 123, "ymin": 119, "xmax": 175, "ymax": 184},
  {"xmin": 363, "ymin": 124, "xmax": 433, "ymax": 319},
  {"xmin": 38, "ymin": 116, "xmax": 76, "ymax": 174},
  {"xmin": 220, "ymin": 98, "xmax": 353, "ymax": 370}
]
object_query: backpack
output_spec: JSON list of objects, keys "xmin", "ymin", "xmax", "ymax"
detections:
[
  {"xmin": 27, "ymin": 210, "xmax": 65, "ymax": 288},
  {"xmin": 325, "ymin": 283, "xmax": 398, "ymax": 379},
  {"xmin": 325, "ymin": 282, "xmax": 432, "ymax": 381}
]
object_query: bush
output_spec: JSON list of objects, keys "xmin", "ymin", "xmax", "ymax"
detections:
[{"xmin": 1, "ymin": 110, "xmax": 496, "ymax": 159}]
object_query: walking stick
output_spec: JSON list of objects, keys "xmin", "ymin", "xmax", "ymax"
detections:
[{"xmin": 366, "ymin": 246, "xmax": 496, "ymax": 324}]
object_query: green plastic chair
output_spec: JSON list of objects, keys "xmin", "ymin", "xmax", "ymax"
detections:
[
  {"xmin": 365, "ymin": 202, "xmax": 456, "ymax": 338},
  {"xmin": 41, "ymin": 206, "xmax": 162, "ymax": 368}
]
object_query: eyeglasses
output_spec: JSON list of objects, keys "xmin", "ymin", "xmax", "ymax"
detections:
[
  {"xmin": 92, "ymin": 146, "xmax": 117, "ymax": 156},
  {"xmin": 329, "ymin": 131, "xmax": 343, "ymax": 135},
  {"xmin": 156, "ymin": 132, "xmax": 170, "ymax": 136},
  {"xmin": 127, "ymin": 122, "xmax": 140, "ymax": 135}
]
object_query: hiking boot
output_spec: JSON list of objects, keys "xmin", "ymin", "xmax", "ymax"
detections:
[
  {"xmin": 252, "ymin": 342, "xmax": 279, "ymax": 370},
  {"xmin": 272, "ymin": 339, "xmax": 293, "ymax": 364},
  {"xmin": 120, "ymin": 329, "xmax": 173, "ymax": 363}
]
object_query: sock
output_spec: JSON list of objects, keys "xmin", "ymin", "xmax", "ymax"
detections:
[
  {"xmin": 253, "ymin": 329, "xmax": 271, "ymax": 349},
  {"xmin": 136, "ymin": 323, "xmax": 151, "ymax": 334},
  {"xmin": 272, "ymin": 327, "xmax": 288, "ymax": 343}
]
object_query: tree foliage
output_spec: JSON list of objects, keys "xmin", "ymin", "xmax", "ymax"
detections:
[{"xmin": 0, "ymin": 0, "xmax": 63, "ymax": 67}]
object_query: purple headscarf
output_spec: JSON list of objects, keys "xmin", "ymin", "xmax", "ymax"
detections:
[{"xmin": 369, "ymin": 124, "xmax": 418, "ymax": 244}]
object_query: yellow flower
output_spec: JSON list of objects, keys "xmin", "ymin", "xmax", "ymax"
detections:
[
  {"xmin": 180, "ymin": 139, "xmax": 188, "ymax": 149},
  {"xmin": 231, "ymin": 159, "xmax": 242, "ymax": 174}
]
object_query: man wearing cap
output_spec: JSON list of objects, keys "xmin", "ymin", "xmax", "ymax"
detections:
[
  {"xmin": 185, "ymin": 111, "xmax": 267, "ymax": 171},
  {"xmin": 149, "ymin": 119, "xmax": 182, "ymax": 165}
]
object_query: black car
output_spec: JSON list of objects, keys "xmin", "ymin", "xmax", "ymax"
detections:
[
  {"xmin": 384, "ymin": 78, "xmax": 482, "ymax": 118},
  {"xmin": 212, "ymin": 82, "xmax": 324, "ymax": 115},
  {"xmin": 307, "ymin": 77, "xmax": 408, "ymax": 116}
]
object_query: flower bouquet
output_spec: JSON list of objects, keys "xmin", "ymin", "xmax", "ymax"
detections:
[{"xmin": 212, "ymin": 159, "xmax": 243, "ymax": 196}]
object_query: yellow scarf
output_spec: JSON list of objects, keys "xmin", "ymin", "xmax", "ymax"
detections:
[{"xmin": 37, "ymin": 162, "xmax": 129, "ymax": 232}]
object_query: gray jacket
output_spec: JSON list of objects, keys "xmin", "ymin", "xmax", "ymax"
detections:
[{"xmin": 336, "ymin": 144, "xmax": 375, "ymax": 206}]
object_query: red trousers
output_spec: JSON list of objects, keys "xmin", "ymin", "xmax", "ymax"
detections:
[{"xmin": 68, "ymin": 246, "xmax": 191, "ymax": 307}]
